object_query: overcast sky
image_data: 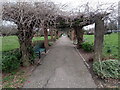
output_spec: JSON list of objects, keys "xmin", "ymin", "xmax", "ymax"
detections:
[
  {"xmin": 1, "ymin": 0, "xmax": 119, "ymax": 11},
  {"xmin": 2, "ymin": 0, "xmax": 119, "ymax": 5},
  {"xmin": 1, "ymin": 0, "xmax": 119, "ymax": 28},
  {"xmin": 50, "ymin": 0, "xmax": 119, "ymax": 10},
  {"xmin": 50, "ymin": 0, "xmax": 118, "ymax": 6},
  {"xmin": 50, "ymin": 0, "xmax": 118, "ymax": 29}
]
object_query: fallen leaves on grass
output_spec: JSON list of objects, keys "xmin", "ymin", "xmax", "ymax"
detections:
[{"xmin": 2, "ymin": 65, "xmax": 35, "ymax": 88}]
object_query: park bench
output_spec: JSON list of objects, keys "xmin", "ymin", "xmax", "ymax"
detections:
[{"xmin": 33, "ymin": 42, "xmax": 46, "ymax": 59}]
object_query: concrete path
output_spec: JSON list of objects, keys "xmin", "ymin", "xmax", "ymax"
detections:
[{"xmin": 23, "ymin": 36, "xmax": 96, "ymax": 88}]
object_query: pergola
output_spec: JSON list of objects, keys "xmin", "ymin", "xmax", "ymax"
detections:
[{"xmin": 2, "ymin": 1, "xmax": 115, "ymax": 66}]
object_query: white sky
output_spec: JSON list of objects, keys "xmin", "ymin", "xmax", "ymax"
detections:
[
  {"xmin": 1, "ymin": 0, "xmax": 119, "ymax": 11},
  {"xmin": 2, "ymin": 0, "xmax": 119, "ymax": 5},
  {"xmin": 49, "ymin": 0, "xmax": 118, "ymax": 29},
  {"xmin": 1, "ymin": 0, "xmax": 119, "ymax": 29},
  {"xmin": 50, "ymin": 0, "xmax": 119, "ymax": 11}
]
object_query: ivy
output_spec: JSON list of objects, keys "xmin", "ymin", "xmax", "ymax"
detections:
[{"xmin": 93, "ymin": 60, "xmax": 120, "ymax": 79}]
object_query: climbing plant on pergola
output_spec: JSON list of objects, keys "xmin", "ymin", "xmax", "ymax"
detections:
[
  {"xmin": 2, "ymin": 2, "xmax": 39, "ymax": 66},
  {"xmin": 2, "ymin": 1, "xmax": 61, "ymax": 66},
  {"xmin": 71, "ymin": 4, "xmax": 116, "ymax": 62},
  {"xmin": 54, "ymin": 3, "xmax": 116, "ymax": 62}
]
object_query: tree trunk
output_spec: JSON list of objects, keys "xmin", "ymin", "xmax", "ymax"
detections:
[
  {"xmin": 71, "ymin": 30, "xmax": 75, "ymax": 41},
  {"xmin": 94, "ymin": 18, "xmax": 105, "ymax": 61},
  {"xmin": 19, "ymin": 41, "xmax": 30, "ymax": 66},
  {"xmin": 56, "ymin": 30, "xmax": 59, "ymax": 39},
  {"xmin": 58, "ymin": 31, "xmax": 62, "ymax": 38},
  {"xmin": 50, "ymin": 30, "xmax": 53, "ymax": 41},
  {"xmin": 118, "ymin": 3, "xmax": 120, "ymax": 59},
  {"xmin": 18, "ymin": 29, "xmax": 33, "ymax": 67},
  {"xmin": 74, "ymin": 27, "xmax": 84, "ymax": 48},
  {"xmin": 44, "ymin": 28, "xmax": 49, "ymax": 49},
  {"xmin": 53, "ymin": 30, "xmax": 56, "ymax": 41},
  {"xmin": 69, "ymin": 30, "xmax": 72, "ymax": 40}
]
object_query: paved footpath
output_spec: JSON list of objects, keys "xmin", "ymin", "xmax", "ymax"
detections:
[{"xmin": 23, "ymin": 36, "xmax": 96, "ymax": 88}]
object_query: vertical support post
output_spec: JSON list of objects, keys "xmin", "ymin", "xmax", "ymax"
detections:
[
  {"xmin": 0, "ymin": 3, "xmax": 2, "ymax": 89},
  {"xmin": 44, "ymin": 28, "xmax": 49, "ymax": 49},
  {"xmin": 74, "ymin": 27, "xmax": 83, "ymax": 48},
  {"xmin": 71, "ymin": 30, "xmax": 75, "ymax": 41},
  {"xmin": 50, "ymin": 30, "xmax": 53, "ymax": 41},
  {"xmin": 118, "ymin": 1, "xmax": 120, "ymax": 60},
  {"xmin": 94, "ymin": 17, "xmax": 105, "ymax": 61}
]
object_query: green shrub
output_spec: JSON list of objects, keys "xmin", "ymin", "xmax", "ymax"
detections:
[
  {"xmin": 2, "ymin": 49, "xmax": 21, "ymax": 73},
  {"xmin": 28, "ymin": 46, "xmax": 36, "ymax": 64},
  {"xmin": 81, "ymin": 42, "xmax": 93, "ymax": 52},
  {"xmin": 106, "ymin": 46, "xmax": 112, "ymax": 53},
  {"xmin": 3, "ymin": 49, "xmax": 21, "ymax": 59},
  {"xmin": 2, "ymin": 55, "xmax": 20, "ymax": 73},
  {"xmin": 93, "ymin": 60, "xmax": 120, "ymax": 79}
]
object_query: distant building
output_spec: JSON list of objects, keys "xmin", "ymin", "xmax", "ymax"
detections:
[
  {"xmin": 107, "ymin": 30, "xmax": 120, "ymax": 32},
  {"xmin": 83, "ymin": 24, "xmax": 95, "ymax": 35},
  {"xmin": 105, "ymin": 30, "xmax": 120, "ymax": 34}
]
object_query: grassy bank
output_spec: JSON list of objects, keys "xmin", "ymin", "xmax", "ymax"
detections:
[
  {"xmin": 1, "ymin": 36, "xmax": 51, "ymax": 51},
  {"xmin": 84, "ymin": 33, "xmax": 118, "ymax": 59}
]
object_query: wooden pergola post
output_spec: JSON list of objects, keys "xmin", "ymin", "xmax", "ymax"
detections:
[
  {"xmin": 56, "ymin": 30, "xmax": 59, "ymax": 39},
  {"xmin": 74, "ymin": 27, "xmax": 84, "ymax": 48},
  {"xmin": 118, "ymin": 2, "xmax": 120, "ymax": 60},
  {"xmin": 53, "ymin": 30, "xmax": 56, "ymax": 40},
  {"xmin": 94, "ymin": 17, "xmax": 105, "ymax": 61},
  {"xmin": 69, "ymin": 30, "xmax": 72, "ymax": 40},
  {"xmin": 71, "ymin": 30, "xmax": 75, "ymax": 41},
  {"xmin": 44, "ymin": 27, "xmax": 49, "ymax": 49},
  {"xmin": 50, "ymin": 29, "xmax": 53, "ymax": 41}
]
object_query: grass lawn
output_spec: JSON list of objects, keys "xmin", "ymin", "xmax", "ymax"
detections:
[
  {"xmin": 84, "ymin": 33, "xmax": 118, "ymax": 59},
  {"xmin": 1, "ymin": 36, "xmax": 51, "ymax": 51}
]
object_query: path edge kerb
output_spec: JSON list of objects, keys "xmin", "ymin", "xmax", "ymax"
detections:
[
  {"xmin": 74, "ymin": 46, "xmax": 97, "ymax": 87},
  {"xmin": 74, "ymin": 47, "xmax": 90, "ymax": 69}
]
